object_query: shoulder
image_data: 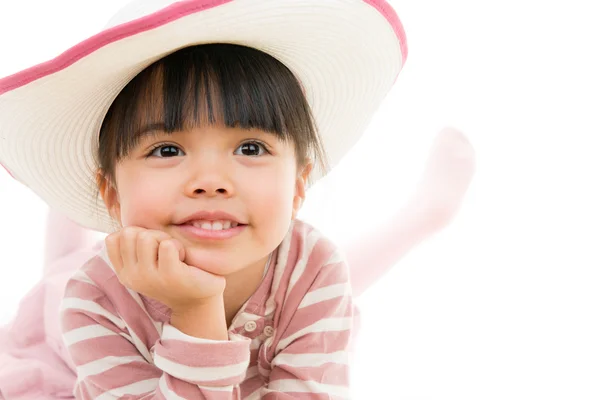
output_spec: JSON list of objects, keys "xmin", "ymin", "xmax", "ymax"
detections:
[
  {"xmin": 62, "ymin": 249, "xmax": 120, "ymax": 302},
  {"xmin": 288, "ymin": 219, "xmax": 349, "ymax": 284},
  {"xmin": 272, "ymin": 220, "xmax": 351, "ymax": 317},
  {"xmin": 59, "ymin": 251, "xmax": 130, "ymax": 341},
  {"xmin": 60, "ymin": 247, "xmax": 138, "ymax": 331},
  {"xmin": 268, "ymin": 221, "xmax": 354, "ymax": 356},
  {"xmin": 61, "ymin": 245, "xmax": 168, "ymax": 325}
]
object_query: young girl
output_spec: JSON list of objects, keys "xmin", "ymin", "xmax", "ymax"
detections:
[
  {"xmin": 0, "ymin": 0, "xmax": 410, "ymax": 398},
  {"xmin": 0, "ymin": 127, "xmax": 475, "ymax": 400}
]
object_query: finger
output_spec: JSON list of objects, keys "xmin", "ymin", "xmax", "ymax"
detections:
[
  {"xmin": 158, "ymin": 239, "xmax": 180, "ymax": 279},
  {"xmin": 169, "ymin": 238, "xmax": 186, "ymax": 262},
  {"xmin": 105, "ymin": 232, "xmax": 123, "ymax": 274},
  {"xmin": 155, "ymin": 234, "xmax": 185, "ymax": 263},
  {"xmin": 137, "ymin": 230, "xmax": 162, "ymax": 271},
  {"xmin": 120, "ymin": 227, "xmax": 141, "ymax": 268},
  {"xmin": 137, "ymin": 229, "xmax": 185, "ymax": 262}
]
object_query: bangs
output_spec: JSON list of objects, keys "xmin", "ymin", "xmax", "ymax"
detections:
[{"xmin": 99, "ymin": 44, "xmax": 316, "ymax": 162}]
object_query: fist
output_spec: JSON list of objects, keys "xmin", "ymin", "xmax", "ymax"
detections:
[{"xmin": 105, "ymin": 227, "xmax": 226, "ymax": 311}]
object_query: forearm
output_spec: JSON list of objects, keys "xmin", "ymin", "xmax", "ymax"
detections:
[{"xmin": 169, "ymin": 296, "xmax": 229, "ymax": 341}]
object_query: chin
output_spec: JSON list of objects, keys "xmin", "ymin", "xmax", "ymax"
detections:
[{"xmin": 182, "ymin": 247, "xmax": 235, "ymax": 275}]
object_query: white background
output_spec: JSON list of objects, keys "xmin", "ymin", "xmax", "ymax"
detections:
[{"xmin": 1, "ymin": 1, "xmax": 599, "ymax": 399}]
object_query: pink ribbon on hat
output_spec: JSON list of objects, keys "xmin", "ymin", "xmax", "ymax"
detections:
[{"xmin": 0, "ymin": 0, "xmax": 407, "ymax": 96}]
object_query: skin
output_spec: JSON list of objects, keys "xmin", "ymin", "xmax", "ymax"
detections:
[
  {"xmin": 98, "ymin": 122, "xmax": 312, "ymax": 325},
  {"xmin": 345, "ymin": 127, "xmax": 476, "ymax": 294},
  {"xmin": 0, "ymin": 126, "xmax": 475, "ymax": 394}
]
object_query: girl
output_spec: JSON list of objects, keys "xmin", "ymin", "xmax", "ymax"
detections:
[
  {"xmin": 0, "ymin": 0, "xmax": 469, "ymax": 399},
  {"xmin": 0, "ymin": 126, "xmax": 475, "ymax": 400},
  {"xmin": 0, "ymin": 123, "xmax": 475, "ymax": 400}
]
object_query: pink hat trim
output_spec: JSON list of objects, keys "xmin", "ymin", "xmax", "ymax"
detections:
[
  {"xmin": 0, "ymin": 0, "xmax": 407, "ymax": 95},
  {"xmin": 0, "ymin": 0, "xmax": 408, "ymax": 181},
  {"xmin": 364, "ymin": 0, "xmax": 408, "ymax": 62},
  {"xmin": 0, "ymin": 0, "xmax": 232, "ymax": 95}
]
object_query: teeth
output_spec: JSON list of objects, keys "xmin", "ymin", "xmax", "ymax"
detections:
[
  {"xmin": 190, "ymin": 220, "xmax": 239, "ymax": 230},
  {"xmin": 201, "ymin": 221, "xmax": 217, "ymax": 230}
]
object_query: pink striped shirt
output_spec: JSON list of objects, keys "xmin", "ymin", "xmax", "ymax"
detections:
[{"xmin": 59, "ymin": 219, "xmax": 355, "ymax": 399}]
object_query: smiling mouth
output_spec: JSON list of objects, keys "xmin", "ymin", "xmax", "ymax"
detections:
[
  {"xmin": 174, "ymin": 220, "xmax": 248, "ymax": 241},
  {"xmin": 180, "ymin": 220, "xmax": 248, "ymax": 231}
]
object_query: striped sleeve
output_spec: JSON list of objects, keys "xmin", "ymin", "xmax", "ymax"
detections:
[
  {"xmin": 60, "ymin": 268, "xmax": 252, "ymax": 399},
  {"xmin": 261, "ymin": 251, "xmax": 354, "ymax": 399}
]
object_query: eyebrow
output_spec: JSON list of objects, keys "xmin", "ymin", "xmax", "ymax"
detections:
[{"xmin": 133, "ymin": 123, "xmax": 169, "ymax": 141}]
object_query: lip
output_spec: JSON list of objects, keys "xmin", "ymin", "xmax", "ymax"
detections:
[
  {"xmin": 176, "ymin": 223, "xmax": 246, "ymax": 241},
  {"xmin": 178, "ymin": 210, "xmax": 245, "ymax": 225}
]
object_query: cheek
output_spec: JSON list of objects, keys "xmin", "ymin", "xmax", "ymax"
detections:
[
  {"xmin": 117, "ymin": 173, "xmax": 172, "ymax": 228},
  {"xmin": 245, "ymin": 167, "xmax": 296, "ymax": 223}
]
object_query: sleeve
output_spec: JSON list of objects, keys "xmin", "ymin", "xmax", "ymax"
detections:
[
  {"xmin": 60, "ymin": 274, "xmax": 252, "ymax": 399},
  {"xmin": 259, "ymin": 252, "xmax": 355, "ymax": 399}
]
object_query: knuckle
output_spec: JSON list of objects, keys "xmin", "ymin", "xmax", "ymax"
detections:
[
  {"xmin": 137, "ymin": 231, "xmax": 150, "ymax": 242},
  {"xmin": 105, "ymin": 233, "xmax": 118, "ymax": 245},
  {"xmin": 121, "ymin": 228, "xmax": 136, "ymax": 240},
  {"xmin": 158, "ymin": 231, "xmax": 172, "ymax": 240},
  {"xmin": 151, "ymin": 230, "xmax": 168, "ymax": 242},
  {"xmin": 123, "ymin": 226, "xmax": 143, "ymax": 238},
  {"xmin": 142, "ymin": 230, "xmax": 164, "ymax": 244}
]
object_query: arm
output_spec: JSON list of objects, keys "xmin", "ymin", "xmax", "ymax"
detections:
[
  {"xmin": 60, "ymin": 273, "xmax": 251, "ymax": 399},
  {"xmin": 259, "ymin": 253, "xmax": 354, "ymax": 399}
]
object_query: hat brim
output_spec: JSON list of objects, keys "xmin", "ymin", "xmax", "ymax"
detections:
[{"xmin": 0, "ymin": 0, "xmax": 407, "ymax": 233}]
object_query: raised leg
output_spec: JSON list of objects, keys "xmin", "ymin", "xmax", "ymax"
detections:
[{"xmin": 344, "ymin": 127, "xmax": 476, "ymax": 297}]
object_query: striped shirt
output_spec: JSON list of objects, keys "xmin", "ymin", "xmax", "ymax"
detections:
[{"xmin": 59, "ymin": 219, "xmax": 355, "ymax": 399}]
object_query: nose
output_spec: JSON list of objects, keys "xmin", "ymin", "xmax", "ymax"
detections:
[{"xmin": 183, "ymin": 155, "xmax": 234, "ymax": 198}]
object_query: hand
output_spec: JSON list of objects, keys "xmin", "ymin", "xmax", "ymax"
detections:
[{"xmin": 105, "ymin": 227, "xmax": 226, "ymax": 312}]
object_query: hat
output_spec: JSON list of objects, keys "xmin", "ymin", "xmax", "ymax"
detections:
[{"xmin": 0, "ymin": 0, "xmax": 407, "ymax": 233}]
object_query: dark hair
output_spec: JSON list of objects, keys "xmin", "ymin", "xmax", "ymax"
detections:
[{"xmin": 94, "ymin": 43, "xmax": 329, "ymax": 210}]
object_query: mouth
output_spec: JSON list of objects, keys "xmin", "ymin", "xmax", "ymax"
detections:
[
  {"xmin": 179, "ymin": 220, "xmax": 248, "ymax": 231},
  {"xmin": 175, "ymin": 220, "xmax": 248, "ymax": 241}
]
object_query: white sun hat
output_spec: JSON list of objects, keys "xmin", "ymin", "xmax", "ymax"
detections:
[{"xmin": 0, "ymin": 0, "xmax": 407, "ymax": 233}]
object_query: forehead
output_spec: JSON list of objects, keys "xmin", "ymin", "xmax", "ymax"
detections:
[
  {"xmin": 132, "ymin": 122, "xmax": 283, "ymax": 143},
  {"xmin": 119, "ymin": 59, "xmax": 288, "ymax": 141},
  {"xmin": 99, "ymin": 44, "xmax": 311, "ymax": 167}
]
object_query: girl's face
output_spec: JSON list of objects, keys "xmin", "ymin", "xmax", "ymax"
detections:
[{"xmin": 100, "ymin": 122, "xmax": 310, "ymax": 277}]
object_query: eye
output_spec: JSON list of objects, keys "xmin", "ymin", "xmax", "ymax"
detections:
[
  {"xmin": 147, "ymin": 144, "xmax": 184, "ymax": 158},
  {"xmin": 234, "ymin": 141, "xmax": 269, "ymax": 157}
]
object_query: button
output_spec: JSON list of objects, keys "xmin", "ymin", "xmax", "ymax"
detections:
[
  {"xmin": 263, "ymin": 326, "xmax": 274, "ymax": 337},
  {"xmin": 244, "ymin": 321, "xmax": 257, "ymax": 332}
]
